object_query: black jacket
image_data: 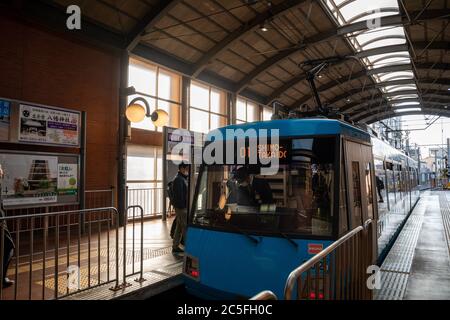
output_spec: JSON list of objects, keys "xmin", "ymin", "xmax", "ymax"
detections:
[
  {"xmin": 171, "ymin": 172, "xmax": 188, "ymax": 209},
  {"xmin": 1, "ymin": 207, "xmax": 14, "ymax": 249}
]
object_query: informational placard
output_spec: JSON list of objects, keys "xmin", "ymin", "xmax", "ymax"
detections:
[
  {"xmin": 57, "ymin": 163, "xmax": 78, "ymax": 195},
  {"xmin": 0, "ymin": 151, "xmax": 79, "ymax": 209},
  {"xmin": 18, "ymin": 104, "xmax": 80, "ymax": 146},
  {"xmin": 0, "ymin": 100, "xmax": 10, "ymax": 141}
]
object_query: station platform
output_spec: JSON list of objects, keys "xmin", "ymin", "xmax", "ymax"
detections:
[{"xmin": 375, "ymin": 191, "xmax": 450, "ymax": 300}]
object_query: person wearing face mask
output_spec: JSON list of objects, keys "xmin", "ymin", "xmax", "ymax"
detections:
[
  {"xmin": 234, "ymin": 167, "xmax": 273, "ymax": 206},
  {"xmin": 171, "ymin": 163, "xmax": 190, "ymax": 254}
]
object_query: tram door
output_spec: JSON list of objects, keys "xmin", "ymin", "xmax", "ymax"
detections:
[{"xmin": 344, "ymin": 140, "xmax": 377, "ymax": 259}]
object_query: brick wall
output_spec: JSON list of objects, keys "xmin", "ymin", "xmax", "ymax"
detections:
[{"xmin": 0, "ymin": 15, "xmax": 120, "ymax": 191}]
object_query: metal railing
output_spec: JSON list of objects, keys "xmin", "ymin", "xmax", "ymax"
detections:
[
  {"xmin": 250, "ymin": 220, "xmax": 375, "ymax": 300},
  {"xmin": 284, "ymin": 219, "xmax": 374, "ymax": 300},
  {"xmin": 2, "ymin": 189, "xmax": 115, "ymax": 232},
  {"xmin": 126, "ymin": 187, "xmax": 169, "ymax": 219},
  {"xmin": 85, "ymin": 188, "xmax": 114, "ymax": 209},
  {"xmin": 250, "ymin": 290, "xmax": 278, "ymax": 300},
  {"xmin": 0, "ymin": 204, "xmax": 156, "ymax": 300},
  {"xmin": 119, "ymin": 206, "xmax": 147, "ymax": 288},
  {"xmin": 0, "ymin": 206, "xmax": 146, "ymax": 300}
]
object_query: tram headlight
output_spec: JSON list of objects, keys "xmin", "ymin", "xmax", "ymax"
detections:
[{"xmin": 184, "ymin": 255, "xmax": 200, "ymax": 280}]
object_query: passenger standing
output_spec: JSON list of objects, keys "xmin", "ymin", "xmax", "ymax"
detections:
[
  {"xmin": 171, "ymin": 163, "xmax": 189, "ymax": 253},
  {"xmin": 0, "ymin": 165, "xmax": 14, "ymax": 288},
  {"xmin": 376, "ymin": 176, "xmax": 385, "ymax": 203}
]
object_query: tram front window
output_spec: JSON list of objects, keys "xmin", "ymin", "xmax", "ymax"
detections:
[{"xmin": 191, "ymin": 137, "xmax": 336, "ymax": 237}]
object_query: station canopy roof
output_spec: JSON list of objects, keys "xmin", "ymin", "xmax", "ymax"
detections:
[{"xmin": 5, "ymin": 0, "xmax": 450, "ymax": 123}]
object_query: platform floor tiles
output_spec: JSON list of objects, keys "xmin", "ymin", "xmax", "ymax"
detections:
[{"xmin": 375, "ymin": 191, "xmax": 450, "ymax": 300}]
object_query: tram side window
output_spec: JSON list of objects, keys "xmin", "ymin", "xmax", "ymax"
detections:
[
  {"xmin": 339, "ymin": 151, "xmax": 348, "ymax": 236},
  {"xmin": 365, "ymin": 162, "xmax": 374, "ymax": 219},
  {"xmin": 352, "ymin": 162, "xmax": 362, "ymax": 207},
  {"xmin": 351, "ymin": 161, "xmax": 362, "ymax": 227}
]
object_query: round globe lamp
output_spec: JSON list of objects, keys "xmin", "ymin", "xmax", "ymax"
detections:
[
  {"xmin": 151, "ymin": 109, "xmax": 169, "ymax": 127},
  {"xmin": 125, "ymin": 103, "xmax": 146, "ymax": 123}
]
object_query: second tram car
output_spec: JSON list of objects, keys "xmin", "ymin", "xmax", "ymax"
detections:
[{"xmin": 183, "ymin": 118, "xmax": 423, "ymax": 299}]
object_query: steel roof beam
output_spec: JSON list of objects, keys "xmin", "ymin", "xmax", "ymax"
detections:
[
  {"xmin": 267, "ymin": 55, "xmax": 412, "ymax": 104},
  {"xmin": 236, "ymin": 16, "xmax": 407, "ymax": 93},
  {"xmin": 287, "ymin": 68, "xmax": 449, "ymax": 109},
  {"xmin": 269, "ymin": 63, "xmax": 415, "ymax": 106},
  {"xmin": 352, "ymin": 103, "xmax": 449, "ymax": 122},
  {"xmin": 337, "ymin": 14, "xmax": 402, "ymax": 35},
  {"xmin": 413, "ymin": 41, "xmax": 449, "ymax": 51},
  {"xmin": 361, "ymin": 108, "xmax": 450, "ymax": 124},
  {"xmin": 409, "ymin": 8, "xmax": 450, "ymax": 22},
  {"xmin": 343, "ymin": 94, "xmax": 449, "ymax": 113},
  {"xmin": 354, "ymin": 44, "xmax": 409, "ymax": 58},
  {"xmin": 126, "ymin": 0, "xmax": 182, "ymax": 52},
  {"xmin": 366, "ymin": 63, "xmax": 413, "ymax": 76},
  {"xmin": 191, "ymin": 0, "xmax": 309, "ymax": 78},
  {"xmin": 235, "ymin": 30, "xmax": 336, "ymax": 93}
]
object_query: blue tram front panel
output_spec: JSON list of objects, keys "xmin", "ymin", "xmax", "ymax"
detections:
[
  {"xmin": 181, "ymin": 118, "xmax": 424, "ymax": 299},
  {"xmin": 184, "ymin": 228, "xmax": 332, "ymax": 299}
]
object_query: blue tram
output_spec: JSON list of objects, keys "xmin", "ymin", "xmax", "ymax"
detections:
[{"xmin": 183, "ymin": 118, "xmax": 422, "ymax": 299}]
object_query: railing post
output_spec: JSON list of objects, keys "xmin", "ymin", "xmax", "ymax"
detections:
[
  {"xmin": 0, "ymin": 226, "xmax": 4, "ymax": 301},
  {"xmin": 111, "ymin": 208, "xmax": 122, "ymax": 291},
  {"xmin": 135, "ymin": 205, "xmax": 146, "ymax": 283}
]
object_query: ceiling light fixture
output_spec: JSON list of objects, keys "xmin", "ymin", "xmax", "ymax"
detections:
[{"xmin": 260, "ymin": 21, "xmax": 269, "ymax": 32}]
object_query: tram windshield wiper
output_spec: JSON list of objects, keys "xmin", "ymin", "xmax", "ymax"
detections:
[
  {"xmin": 226, "ymin": 222, "xmax": 260, "ymax": 245},
  {"xmin": 277, "ymin": 232, "xmax": 298, "ymax": 249}
]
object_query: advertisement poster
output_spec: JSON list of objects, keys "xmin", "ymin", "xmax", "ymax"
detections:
[
  {"xmin": 0, "ymin": 153, "xmax": 58, "ymax": 208},
  {"xmin": 0, "ymin": 100, "xmax": 10, "ymax": 141},
  {"xmin": 57, "ymin": 163, "xmax": 78, "ymax": 195},
  {"xmin": 18, "ymin": 104, "xmax": 80, "ymax": 146}
]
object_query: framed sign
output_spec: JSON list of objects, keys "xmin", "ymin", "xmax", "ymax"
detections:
[
  {"xmin": 0, "ymin": 100, "xmax": 10, "ymax": 141},
  {"xmin": 0, "ymin": 151, "xmax": 79, "ymax": 209},
  {"xmin": 18, "ymin": 104, "xmax": 80, "ymax": 147}
]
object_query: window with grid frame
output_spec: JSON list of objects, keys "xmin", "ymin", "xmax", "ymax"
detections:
[
  {"xmin": 262, "ymin": 106, "xmax": 273, "ymax": 121},
  {"xmin": 189, "ymin": 81, "xmax": 227, "ymax": 134},
  {"xmin": 128, "ymin": 58, "xmax": 181, "ymax": 132},
  {"xmin": 236, "ymin": 98, "xmax": 260, "ymax": 124}
]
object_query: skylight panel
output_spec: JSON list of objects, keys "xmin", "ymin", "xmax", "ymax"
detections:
[
  {"xmin": 355, "ymin": 27, "xmax": 406, "ymax": 51},
  {"xmin": 394, "ymin": 108, "xmax": 422, "ymax": 113},
  {"xmin": 368, "ymin": 55, "xmax": 411, "ymax": 68},
  {"xmin": 383, "ymin": 84, "xmax": 417, "ymax": 92},
  {"xmin": 387, "ymin": 94, "xmax": 419, "ymax": 100},
  {"xmin": 391, "ymin": 101, "xmax": 421, "ymax": 107},
  {"xmin": 324, "ymin": 0, "xmax": 419, "ymax": 120},
  {"xmin": 339, "ymin": 0, "xmax": 399, "ymax": 23},
  {"xmin": 348, "ymin": 9, "xmax": 399, "ymax": 24},
  {"xmin": 378, "ymin": 71, "xmax": 414, "ymax": 82}
]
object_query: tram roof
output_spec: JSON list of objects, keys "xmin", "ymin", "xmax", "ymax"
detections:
[{"xmin": 206, "ymin": 118, "xmax": 370, "ymax": 142}]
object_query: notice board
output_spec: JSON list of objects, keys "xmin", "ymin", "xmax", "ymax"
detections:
[{"xmin": 0, "ymin": 151, "xmax": 79, "ymax": 209}]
